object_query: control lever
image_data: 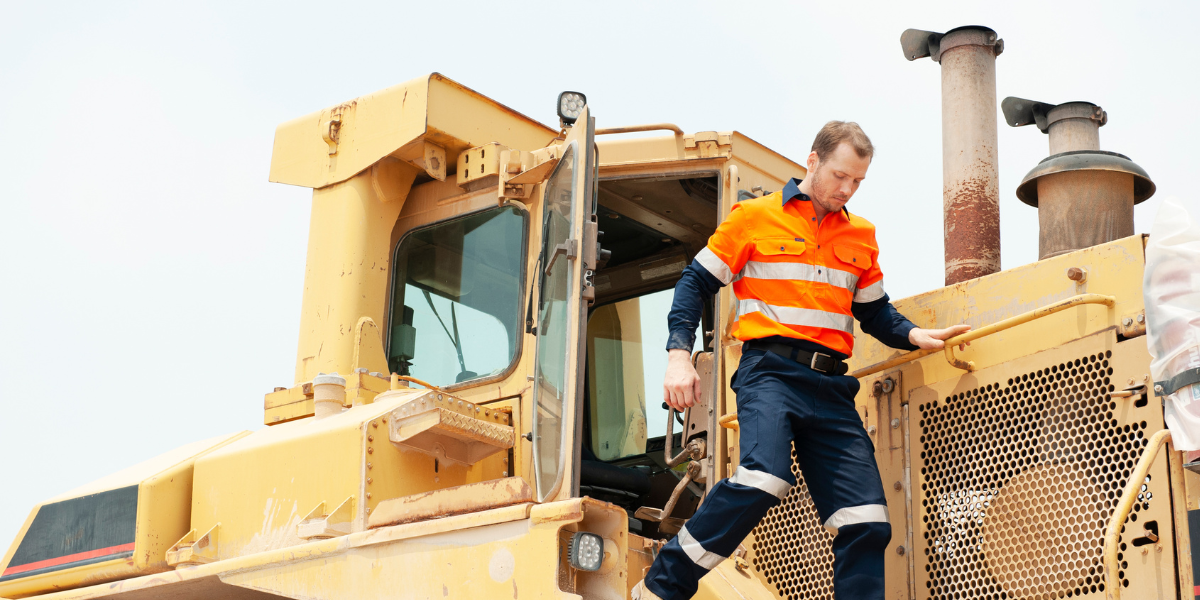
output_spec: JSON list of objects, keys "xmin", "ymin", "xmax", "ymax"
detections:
[{"xmin": 635, "ymin": 406, "xmax": 708, "ymax": 534}]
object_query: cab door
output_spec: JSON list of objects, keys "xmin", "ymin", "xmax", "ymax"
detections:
[{"xmin": 531, "ymin": 107, "xmax": 598, "ymax": 502}]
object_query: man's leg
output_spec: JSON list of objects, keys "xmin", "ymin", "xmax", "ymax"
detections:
[
  {"xmin": 643, "ymin": 352, "xmax": 798, "ymax": 600},
  {"xmin": 794, "ymin": 372, "xmax": 891, "ymax": 600}
]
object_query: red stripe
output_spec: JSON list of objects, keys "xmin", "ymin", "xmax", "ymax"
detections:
[
  {"xmin": 1194, "ymin": 583, "xmax": 1200, "ymax": 598},
  {"xmin": 2, "ymin": 543, "xmax": 135, "ymax": 576}
]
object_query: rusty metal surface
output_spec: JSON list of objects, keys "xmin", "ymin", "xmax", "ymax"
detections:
[
  {"xmin": 1016, "ymin": 150, "xmax": 1155, "ymax": 207},
  {"xmin": 916, "ymin": 25, "xmax": 1004, "ymax": 285},
  {"xmin": 1036, "ymin": 169, "xmax": 1137, "ymax": 259},
  {"xmin": 1003, "ymin": 97, "xmax": 1107, "ymax": 154},
  {"xmin": 367, "ymin": 477, "xmax": 532, "ymax": 528}
]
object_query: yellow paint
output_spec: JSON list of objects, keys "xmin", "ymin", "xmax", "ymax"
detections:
[
  {"xmin": 6, "ymin": 71, "xmax": 1182, "ymax": 600},
  {"xmin": 0, "ymin": 433, "xmax": 246, "ymax": 599}
]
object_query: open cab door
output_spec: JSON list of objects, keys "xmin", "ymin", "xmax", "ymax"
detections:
[{"xmin": 531, "ymin": 106, "xmax": 598, "ymax": 502}]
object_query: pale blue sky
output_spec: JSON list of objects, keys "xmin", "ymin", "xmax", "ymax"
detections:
[{"xmin": 2, "ymin": 1, "xmax": 1197, "ymax": 551}]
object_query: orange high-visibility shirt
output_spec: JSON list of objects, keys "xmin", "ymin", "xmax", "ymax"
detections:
[{"xmin": 693, "ymin": 188, "xmax": 890, "ymax": 357}]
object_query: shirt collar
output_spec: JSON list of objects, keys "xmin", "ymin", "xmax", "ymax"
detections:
[{"xmin": 780, "ymin": 177, "xmax": 849, "ymax": 217}]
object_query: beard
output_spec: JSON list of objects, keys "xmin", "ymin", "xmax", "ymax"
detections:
[{"xmin": 809, "ymin": 167, "xmax": 847, "ymax": 214}]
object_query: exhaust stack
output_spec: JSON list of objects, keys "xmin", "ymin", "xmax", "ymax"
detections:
[
  {"xmin": 1002, "ymin": 97, "xmax": 1155, "ymax": 259},
  {"xmin": 902, "ymin": 26, "xmax": 1005, "ymax": 286}
]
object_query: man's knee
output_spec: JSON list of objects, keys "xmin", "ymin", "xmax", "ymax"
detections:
[{"xmin": 834, "ymin": 521, "xmax": 892, "ymax": 554}]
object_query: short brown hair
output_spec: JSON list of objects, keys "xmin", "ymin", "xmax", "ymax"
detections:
[{"xmin": 811, "ymin": 121, "xmax": 874, "ymax": 161}]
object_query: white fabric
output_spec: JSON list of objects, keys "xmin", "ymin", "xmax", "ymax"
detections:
[
  {"xmin": 740, "ymin": 261, "xmax": 858, "ymax": 291},
  {"xmin": 677, "ymin": 524, "xmax": 727, "ymax": 570},
  {"xmin": 737, "ymin": 299, "xmax": 854, "ymax": 334},
  {"xmin": 1144, "ymin": 197, "xmax": 1200, "ymax": 450},
  {"xmin": 694, "ymin": 247, "xmax": 734, "ymax": 285},
  {"xmin": 823, "ymin": 504, "xmax": 890, "ymax": 533},
  {"xmin": 729, "ymin": 467, "xmax": 793, "ymax": 499},
  {"xmin": 853, "ymin": 279, "xmax": 886, "ymax": 304}
]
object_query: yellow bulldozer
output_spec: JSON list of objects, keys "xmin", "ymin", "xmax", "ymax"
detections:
[{"xmin": 2, "ymin": 25, "xmax": 1195, "ymax": 600}]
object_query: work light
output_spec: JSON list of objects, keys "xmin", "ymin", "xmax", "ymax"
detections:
[
  {"xmin": 567, "ymin": 531, "xmax": 604, "ymax": 571},
  {"xmin": 557, "ymin": 91, "xmax": 587, "ymax": 126}
]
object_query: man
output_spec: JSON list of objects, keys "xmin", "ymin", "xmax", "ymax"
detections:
[{"xmin": 633, "ymin": 122, "xmax": 970, "ymax": 600}]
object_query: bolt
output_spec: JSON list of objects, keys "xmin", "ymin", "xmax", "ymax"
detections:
[
  {"xmin": 1066, "ymin": 267, "xmax": 1087, "ymax": 283},
  {"xmin": 1137, "ymin": 313, "xmax": 1145, "ymax": 324},
  {"xmin": 896, "ymin": 545, "xmax": 906, "ymax": 556},
  {"xmin": 1142, "ymin": 547, "xmax": 1149, "ymax": 555},
  {"xmin": 1123, "ymin": 318, "xmax": 1133, "ymax": 327},
  {"xmin": 1128, "ymin": 378, "xmax": 1136, "ymax": 386},
  {"xmin": 894, "ymin": 481, "xmax": 903, "ymax": 491},
  {"xmin": 503, "ymin": 471, "xmax": 509, "ymax": 477},
  {"xmin": 366, "ymin": 492, "xmax": 371, "ymax": 499},
  {"xmin": 356, "ymin": 367, "xmax": 368, "ymax": 374},
  {"xmin": 367, "ymin": 447, "xmax": 374, "ymax": 454},
  {"xmin": 873, "ymin": 382, "xmax": 883, "ymax": 397},
  {"xmin": 1156, "ymin": 544, "xmax": 1163, "ymax": 553},
  {"xmin": 1155, "ymin": 384, "xmax": 1165, "ymax": 395},
  {"xmin": 368, "ymin": 435, "xmax": 374, "ymax": 442},
  {"xmin": 868, "ymin": 426, "xmax": 877, "ymax": 435},
  {"xmin": 891, "ymin": 418, "xmax": 900, "ymax": 429},
  {"xmin": 367, "ymin": 462, "xmax": 372, "ymax": 469},
  {"xmin": 1143, "ymin": 374, "xmax": 1150, "ymax": 382},
  {"xmin": 882, "ymin": 378, "xmax": 895, "ymax": 394},
  {"xmin": 367, "ymin": 477, "xmax": 372, "ymax": 484},
  {"xmin": 372, "ymin": 421, "xmax": 378, "ymax": 428}
]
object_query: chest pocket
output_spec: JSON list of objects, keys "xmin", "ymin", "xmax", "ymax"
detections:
[
  {"xmin": 832, "ymin": 244, "xmax": 873, "ymax": 274},
  {"xmin": 754, "ymin": 237, "xmax": 806, "ymax": 259}
]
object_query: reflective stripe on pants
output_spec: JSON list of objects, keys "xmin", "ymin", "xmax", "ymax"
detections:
[{"xmin": 644, "ymin": 348, "xmax": 891, "ymax": 600}]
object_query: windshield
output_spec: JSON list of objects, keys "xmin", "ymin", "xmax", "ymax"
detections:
[{"xmin": 388, "ymin": 206, "xmax": 528, "ymax": 387}]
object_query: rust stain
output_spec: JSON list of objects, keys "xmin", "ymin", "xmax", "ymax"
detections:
[{"xmin": 944, "ymin": 168, "xmax": 1000, "ymax": 285}]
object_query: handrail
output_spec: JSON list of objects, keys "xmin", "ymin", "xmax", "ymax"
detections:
[
  {"xmin": 595, "ymin": 123, "xmax": 684, "ymax": 136},
  {"xmin": 1104, "ymin": 429, "xmax": 1173, "ymax": 600},
  {"xmin": 943, "ymin": 293, "xmax": 1116, "ymax": 371},
  {"xmin": 849, "ymin": 293, "xmax": 1117, "ymax": 378}
]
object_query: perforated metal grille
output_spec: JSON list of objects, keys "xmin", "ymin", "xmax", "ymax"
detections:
[
  {"xmin": 751, "ymin": 443, "xmax": 836, "ymax": 600},
  {"xmin": 918, "ymin": 350, "xmax": 1151, "ymax": 600}
]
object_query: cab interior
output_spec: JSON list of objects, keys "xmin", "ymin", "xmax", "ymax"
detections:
[{"xmin": 580, "ymin": 173, "xmax": 720, "ymax": 537}]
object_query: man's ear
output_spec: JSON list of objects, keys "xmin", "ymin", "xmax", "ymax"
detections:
[{"xmin": 806, "ymin": 150, "xmax": 820, "ymax": 172}]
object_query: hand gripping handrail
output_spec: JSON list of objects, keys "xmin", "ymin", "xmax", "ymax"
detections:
[
  {"xmin": 1103, "ymin": 429, "xmax": 1173, "ymax": 600},
  {"xmin": 849, "ymin": 293, "xmax": 1117, "ymax": 378}
]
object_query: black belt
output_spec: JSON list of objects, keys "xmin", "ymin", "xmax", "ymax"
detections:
[{"xmin": 744, "ymin": 340, "xmax": 848, "ymax": 376}]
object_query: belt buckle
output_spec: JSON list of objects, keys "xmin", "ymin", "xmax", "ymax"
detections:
[{"xmin": 809, "ymin": 351, "xmax": 831, "ymax": 373}]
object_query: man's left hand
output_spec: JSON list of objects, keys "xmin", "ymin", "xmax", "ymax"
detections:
[{"xmin": 909, "ymin": 324, "xmax": 972, "ymax": 351}]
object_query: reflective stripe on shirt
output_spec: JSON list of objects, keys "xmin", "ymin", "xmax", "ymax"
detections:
[
  {"xmin": 853, "ymin": 279, "xmax": 886, "ymax": 304},
  {"xmin": 739, "ymin": 261, "xmax": 858, "ymax": 292},
  {"xmin": 737, "ymin": 299, "xmax": 854, "ymax": 334}
]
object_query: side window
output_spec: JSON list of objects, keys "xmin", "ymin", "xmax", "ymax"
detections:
[
  {"xmin": 587, "ymin": 288, "xmax": 701, "ymax": 461},
  {"xmin": 388, "ymin": 206, "xmax": 528, "ymax": 387}
]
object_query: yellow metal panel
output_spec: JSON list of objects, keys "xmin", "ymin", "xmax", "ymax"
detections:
[
  {"xmin": 269, "ymin": 74, "xmax": 557, "ymax": 190},
  {"xmin": 898, "ymin": 330, "xmax": 1171, "ymax": 600},
  {"xmin": 291, "ymin": 167, "xmax": 415, "ymax": 385},
  {"xmin": 268, "ymin": 75, "xmax": 431, "ymax": 190},
  {"xmin": 693, "ymin": 559, "xmax": 780, "ymax": 600},
  {"xmin": 192, "ymin": 389, "xmax": 509, "ymax": 564},
  {"xmin": 849, "ymin": 235, "xmax": 1147, "ymax": 378},
  {"xmin": 0, "ymin": 433, "xmax": 247, "ymax": 599},
  {"xmin": 23, "ymin": 500, "xmax": 623, "ymax": 600}
]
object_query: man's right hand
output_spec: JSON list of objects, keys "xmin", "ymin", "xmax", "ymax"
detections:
[{"xmin": 663, "ymin": 349, "xmax": 702, "ymax": 411}]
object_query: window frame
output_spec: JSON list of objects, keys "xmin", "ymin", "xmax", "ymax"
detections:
[{"xmin": 384, "ymin": 202, "xmax": 531, "ymax": 392}]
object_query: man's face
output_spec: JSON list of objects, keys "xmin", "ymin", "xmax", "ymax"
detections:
[{"xmin": 806, "ymin": 142, "xmax": 871, "ymax": 214}]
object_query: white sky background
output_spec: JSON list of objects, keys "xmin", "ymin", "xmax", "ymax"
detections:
[{"xmin": 1, "ymin": 1, "xmax": 1197, "ymax": 550}]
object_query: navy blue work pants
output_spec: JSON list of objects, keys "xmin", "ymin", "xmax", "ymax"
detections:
[{"xmin": 644, "ymin": 349, "xmax": 891, "ymax": 600}]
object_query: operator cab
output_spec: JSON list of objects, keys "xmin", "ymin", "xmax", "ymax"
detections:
[{"xmin": 580, "ymin": 174, "xmax": 719, "ymax": 536}]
